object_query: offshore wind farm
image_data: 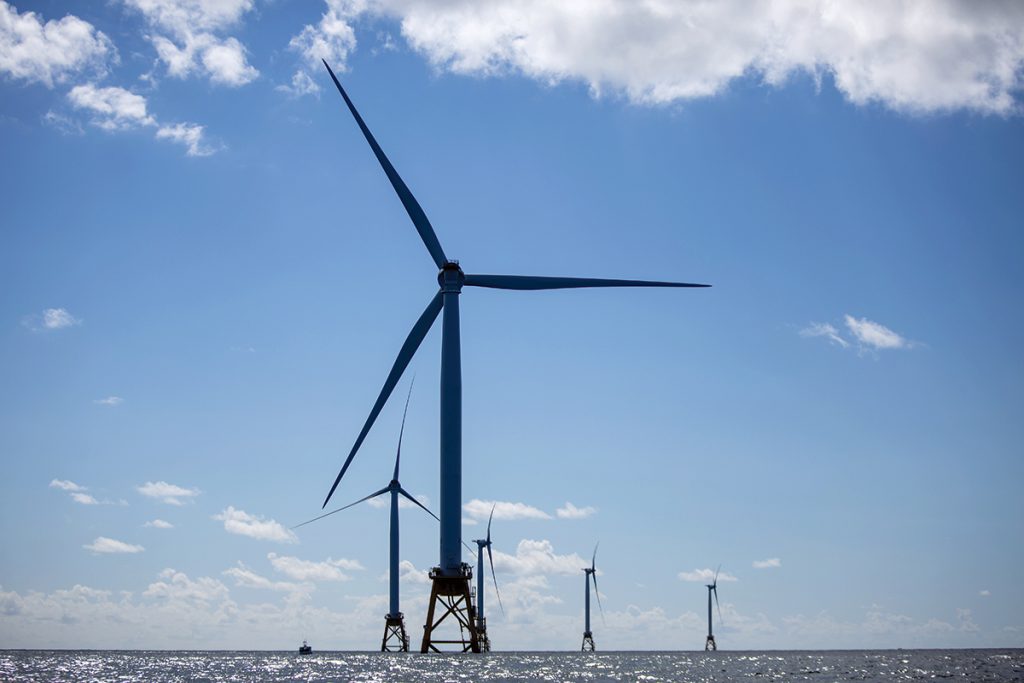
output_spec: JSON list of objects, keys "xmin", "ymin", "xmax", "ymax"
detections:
[{"xmin": 2, "ymin": 1, "xmax": 1023, "ymax": 677}]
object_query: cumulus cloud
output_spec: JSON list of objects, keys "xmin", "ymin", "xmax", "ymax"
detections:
[
  {"xmin": 144, "ymin": 568, "xmax": 229, "ymax": 604},
  {"xmin": 49, "ymin": 479, "xmax": 85, "ymax": 492},
  {"xmin": 753, "ymin": 558, "xmax": 781, "ymax": 569},
  {"xmin": 800, "ymin": 322, "xmax": 849, "ymax": 348},
  {"xmin": 137, "ymin": 481, "xmax": 200, "ymax": 505},
  {"xmin": 84, "ymin": 537, "xmax": 144, "ymax": 554},
  {"xmin": 222, "ymin": 563, "xmax": 310, "ymax": 593},
  {"xmin": 491, "ymin": 539, "xmax": 587, "ymax": 576},
  {"xmin": 267, "ymin": 553, "xmax": 362, "ymax": 582},
  {"xmin": 155, "ymin": 122, "xmax": 216, "ymax": 157},
  {"xmin": 23, "ymin": 307, "xmax": 80, "ymax": 332},
  {"xmin": 678, "ymin": 568, "xmax": 739, "ymax": 583},
  {"xmin": 213, "ymin": 506, "xmax": 297, "ymax": 544},
  {"xmin": 0, "ymin": 2, "xmax": 115, "ymax": 87},
  {"xmin": 293, "ymin": 0, "xmax": 1024, "ymax": 115},
  {"xmin": 144, "ymin": 519, "xmax": 173, "ymax": 529},
  {"xmin": 70, "ymin": 492, "xmax": 99, "ymax": 505},
  {"xmin": 284, "ymin": 0, "xmax": 360, "ymax": 96},
  {"xmin": 94, "ymin": 396, "xmax": 123, "ymax": 406},
  {"xmin": 844, "ymin": 315, "xmax": 913, "ymax": 351},
  {"xmin": 68, "ymin": 84, "xmax": 155, "ymax": 130},
  {"xmin": 122, "ymin": 0, "xmax": 258, "ymax": 86},
  {"xmin": 464, "ymin": 499, "xmax": 551, "ymax": 521},
  {"xmin": 276, "ymin": 69, "xmax": 320, "ymax": 98},
  {"xmin": 397, "ymin": 559, "xmax": 431, "ymax": 585},
  {"xmin": 556, "ymin": 501, "xmax": 597, "ymax": 519}
]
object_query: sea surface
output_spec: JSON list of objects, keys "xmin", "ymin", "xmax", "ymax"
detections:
[{"xmin": 1, "ymin": 649, "xmax": 1021, "ymax": 682}]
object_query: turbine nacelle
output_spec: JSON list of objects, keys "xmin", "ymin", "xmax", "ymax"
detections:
[{"xmin": 438, "ymin": 261, "xmax": 465, "ymax": 290}]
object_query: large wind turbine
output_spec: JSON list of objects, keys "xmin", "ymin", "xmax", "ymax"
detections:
[
  {"xmin": 471, "ymin": 505, "xmax": 502, "ymax": 651},
  {"xmin": 318, "ymin": 59, "xmax": 710, "ymax": 653},
  {"xmin": 581, "ymin": 544, "xmax": 602, "ymax": 652},
  {"xmin": 296, "ymin": 383, "xmax": 437, "ymax": 651},
  {"xmin": 704, "ymin": 565, "xmax": 723, "ymax": 651}
]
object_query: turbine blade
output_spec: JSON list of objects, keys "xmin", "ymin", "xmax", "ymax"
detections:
[
  {"xmin": 592, "ymin": 542, "xmax": 599, "ymax": 573},
  {"xmin": 486, "ymin": 504, "xmax": 495, "ymax": 544},
  {"xmin": 294, "ymin": 485, "xmax": 390, "ymax": 529},
  {"xmin": 464, "ymin": 274, "xmax": 710, "ymax": 291},
  {"xmin": 397, "ymin": 487, "xmax": 440, "ymax": 523},
  {"xmin": 715, "ymin": 585, "xmax": 723, "ymax": 626},
  {"xmin": 322, "ymin": 291, "xmax": 443, "ymax": 508},
  {"xmin": 393, "ymin": 378, "xmax": 415, "ymax": 482},
  {"xmin": 321, "ymin": 60, "xmax": 447, "ymax": 269},
  {"xmin": 486, "ymin": 543, "xmax": 504, "ymax": 616},
  {"xmin": 713, "ymin": 564, "xmax": 721, "ymax": 588},
  {"xmin": 592, "ymin": 572, "xmax": 605, "ymax": 625}
]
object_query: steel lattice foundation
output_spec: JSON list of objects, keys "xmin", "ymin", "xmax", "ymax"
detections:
[
  {"xmin": 705, "ymin": 634, "xmax": 717, "ymax": 651},
  {"xmin": 420, "ymin": 565, "xmax": 481, "ymax": 653},
  {"xmin": 581, "ymin": 631, "xmax": 596, "ymax": 652},
  {"xmin": 381, "ymin": 614, "xmax": 409, "ymax": 652}
]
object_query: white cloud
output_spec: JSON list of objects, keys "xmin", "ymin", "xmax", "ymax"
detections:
[
  {"xmin": 49, "ymin": 479, "xmax": 85, "ymax": 492},
  {"xmin": 122, "ymin": 0, "xmax": 258, "ymax": 86},
  {"xmin": 491, "ymin": 539, "xmax": 587, "ymax": 576},
  {"xmin": 366, "ymin": 492, "xmax": 430, "ymax": 511},
  {"xmin": 70, "ymin": 492, "xmax": 99, "ymax": 505},
  {"xmin": 267, "ymin": 553, "xmax": 362, "ymax": 582},
  {"xmin": 397, "ymin": 559, "xmax": 431, "ymax": 585},
  {"xmin": 276, "ymin": 69, "xmax": 320, "ymax": 98},
  {"xmin": 464, "ymin": 499, "xmax": 551, "ymax": 521},
  {"xmin": 462, "ymin": 517, "xmax": 477, "ymax": 526},
  {"xmin": 155, "ymin": 122, "xmax": 216, "ymax": 157},
  {"xmin": 144, "ymin": 568, "xmax": 229, "ymax": 604},
  {"xmin": 84, "ymin": 537, "xmax": 144, "ymax": 554},
  {"xmin": 979, "ymin": 590, "xmax": 991, "ymax": 597},
  {"xmin": 68, "ymin": 84, "xmax": 156, "ymax": 130},
  {"xmin": 844, "ymin": 315, "xmax": 913, "ymax": 351},
  {"xmin": 0, "ymin": 2, "xmax": 115, "ymax": 87},
  {"xmin": 800, "ymin": 322, "xmax": 849, "ymax": 348},
  {"xmin": 678, "ymin": 568, "xmax": 739, "ymax": 583},
  {"xmin": 222, "ymin": 563, "xmax": 310, "ymax": 593},
  {"xmin": 24, "ymin": 307, "xmax": 80, "ymax": 332},
  {"xmin": 137, "ymin": 481, "xmax": 200, "ymax": 505},
  {"xmin": 144, "ymin": 519, "xmax": 174, "ymax": 529},
  {"xmin": 94, "ymin": 396, "xmax": 123, "ymax": 406},
  {"xmin": 753, "ymin": 558, "xmax": 781, "ymax": 569},
  {"xmin": 331, "ymin": 0, "xmax": 1024, "ymax": 115},
  {"xmin": 555, "ymin": 501, "xmax": 596, "ymax": 519},
  {"xmin": 213, "ymin": 506, "xmax": 297, "ymax": 544}
]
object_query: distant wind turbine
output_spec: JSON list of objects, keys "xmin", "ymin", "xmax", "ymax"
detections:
[
  {"xmin": 471, "ymin": 505, "xmax": 503, "ymax": 652},
  {"xmin": 581, "ymin": 543, "xmax": 603, "ymax": 651},
  {"xmin": 704, "ymin": 565, "xmax": 723, "ymax": 651},
  {"xmin": 295, "ymin": 382, "xmax": 437, "ymax": 652},
  {"xmin": 318, "ymin": 58, "xmax": 710, "ymax": 653}
]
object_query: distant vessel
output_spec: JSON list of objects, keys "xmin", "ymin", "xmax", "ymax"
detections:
[{"xmin": 299, "ymin": 640, "xmax": 312, "ymax": 655}]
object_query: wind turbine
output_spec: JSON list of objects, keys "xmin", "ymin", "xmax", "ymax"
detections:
[
  {"xmin": 318, "ymin": 59, "xmax": 710, "ymax": 653},
  {"xmin": 581, "ymin": 543, "xmax": 603, "ymax": 652},
  {"xmin": 295, "ymin": 382, "xmax": 437, "ymax": 652},
  {"xmin": 704, "ymin": 565, "xmax": 723, "ymax": 651},
  {"xmin": 471, "ymin": 505, "xmax": 503, "ymax": 651}
]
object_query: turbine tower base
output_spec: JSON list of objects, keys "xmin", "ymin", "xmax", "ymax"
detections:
[
  {"xmin": 476, "ymin": 616, "xmax": 491, "ymax": 652},
  {"xmin": 581, "ymin": 631, "xmax": 596, "ymax": 652},
  {"xmin": 704, "ymin": 634, "xmax": 717, "ymax": 651},
  {"xmin": 381, "ymin": 613, "xmax": 409, "ymax": 652},
  {"xmin": 420, "ymin": 564, "xmax": 481, "ymax": 653}
]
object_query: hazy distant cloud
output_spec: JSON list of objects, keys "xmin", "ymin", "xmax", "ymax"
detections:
[
  {"xmin": 397, "ymin": 559, "xmax": 431, "ymax": 585},
  {"xmin": 144, "ymin": 519, "xmax": 174, "ymax": 529},
  {"xmin": 121, "ymin": 0, "xmax": 258, "ymax": 86},
  {"xmin": 267, "ymin": 553, "xmax": 362, "ymax": 582},
  {"xmin": 304, "ymin": 0, "xmax": 1024, "ymax": 115},
  {"xmin": 213, "ymin": 506, "xmax": 297, "ymax": 544},
  {"xmin": 70, "ymin": 492, "xmax": 99, "ymax": 505},
  {"xmin": 979, "ymin": 590, "xmax": 991, "ymax": 597},
  {"xmin": 23, "ymin": 307, "xmax": 80, "ymax": 332},
  {"xmin": 0, "ymin": 2, "xmax": 115, "ymax": 87},
  {"xmin": 843, "ymin": 315, "xmax": 913, "ymax": 351},
  {"xmin": 753, "ymin": 558, "xmax": 781, "ymax": 569},
  {"xmin": 462, "ymin": 517, "xmax": 478, "ymax": 526},
  {"xmin": 51, "ymin": 479, "xmax": 123, "ymax": 505},
  {"xmin": 464, "ymin": 499, "xmax": 551, "ymax": 521},
  {"xmin": 138, "ymin": 481, "xmax": 199, "ymax": 505},
  {"xmin": 223, "ymin": 563, "xmax": 309, "ymax": 593},
  {"xmin": 491, "ymin": 539, "xmax": 587, "ymax": 576},
  {"xmin": 84, "ymin": 537, "xmax": 144, "ymax": 554},
  {"xmin": 556, "ymin": 501, "xmax": 597, "ymax": 519},
  {"xmin": 144, "ymin": 568, "xmax": 228, "ymax": 603},
  {"xmin": 94, "ymin": 396, "xmax": 123, "ymax": 406},
  {"xmin": 678, "ymin": 568, "xmax": 739, "ymax": 583},
  {"xmin": 366, "ymin": 492, "xmax": 432, "ymax": 512}
]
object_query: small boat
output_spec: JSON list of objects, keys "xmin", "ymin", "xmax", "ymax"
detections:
[{"xmin": 299, "ymin": 640, "xmax": 313, "ymax": 655}]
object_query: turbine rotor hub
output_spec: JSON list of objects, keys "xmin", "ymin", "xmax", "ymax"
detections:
[{"xmin": 438, "ymin": 261, "xmax": 465, "ymax": 291}]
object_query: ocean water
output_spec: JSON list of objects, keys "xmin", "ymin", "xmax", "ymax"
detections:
[{"xmin": 1, "ymin": 649, "xmax": 1021, "ymax": 682}]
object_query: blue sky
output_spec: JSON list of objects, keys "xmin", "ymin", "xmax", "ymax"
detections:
[{"xmin": 1, "ymin": 0, "xmax": 1022, "ymax": 650}]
